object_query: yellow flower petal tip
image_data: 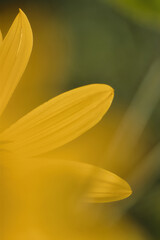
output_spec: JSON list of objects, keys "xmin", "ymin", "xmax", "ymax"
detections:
[
  {"xmin": 0, "ymin": 9, "xmax": 33, "ymax": 116},
  {"xmin": 19, "ymin": 8, "xmax": 23, "ymax": 13},
  {"xmin": 85, "ymin": 166, "xmax": 132, "ymax": 203},
  {"xmin": 1, "ymin": 84, "xmax": 114, "ymax": 156}
]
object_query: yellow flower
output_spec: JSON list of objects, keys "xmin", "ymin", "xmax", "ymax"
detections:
[{"xmin": 0, "ymin": 9, "xmax": 132, "ymax": 238}]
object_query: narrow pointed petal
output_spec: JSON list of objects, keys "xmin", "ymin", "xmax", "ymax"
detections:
[
  {"xmin": 0, "ymin": 9, "xmax": 33, "ymax": 116},
  {"xmin": 1, "ymin": 84, "xmax": 114, "ymax": 156}
]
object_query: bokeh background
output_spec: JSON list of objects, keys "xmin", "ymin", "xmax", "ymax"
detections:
[{"xmin": 0, "ymin": 0, "xmax": 160, "ymax": 239}]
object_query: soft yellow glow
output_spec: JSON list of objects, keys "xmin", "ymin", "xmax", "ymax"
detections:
[{"xmin": 0, "ymin": 157, "xmax": 132, "ymax": 239}]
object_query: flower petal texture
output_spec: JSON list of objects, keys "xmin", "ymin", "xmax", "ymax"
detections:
[
  {"xmin": 1, "ymin": 84, "xmax": 114, "ymax": 156},
  {"xmin": 0, "ymin": 9, "xmax": 33, "ymax": 116}
]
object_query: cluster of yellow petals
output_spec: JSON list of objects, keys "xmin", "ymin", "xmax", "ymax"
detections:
[{"xmin": 0, "ymin": 9, "xmax": 132, "ymax": 239}]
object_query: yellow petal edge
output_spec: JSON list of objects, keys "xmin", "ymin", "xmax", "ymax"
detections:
[
  {"xmin": 1, "ymin": 84, "xmax": 114, "ymax": 156},
  {"xmin": 0, "ymin": 30, "xmax": 2, "ymax": 43},
  {"xmin": 0, "ymin": 9, "xmax": 33, "ymax": 116}
]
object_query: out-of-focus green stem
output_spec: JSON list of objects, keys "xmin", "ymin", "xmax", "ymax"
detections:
[
  {"xmin": 103, "ymin": 59, "xmax": 160, "ymax": 170},
  {"xmin": 108, "ymin": 142, "xmax": 160, "ymax": 224}
]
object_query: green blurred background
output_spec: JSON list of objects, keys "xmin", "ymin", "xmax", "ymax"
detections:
[{"xmin": 1, "ymin": 0, "xmax": 160, "ymax": 239}]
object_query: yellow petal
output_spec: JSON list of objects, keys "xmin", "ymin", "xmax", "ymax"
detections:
[
  {"xmin": 85, "ymin": 164, "xmax": 132, "ymax": 203},
  {"xmin": 0, "ymin": 30, "xmax": 2, "ymax": 43},
  {"xmin": 21, "ymin": 159, "xmax": 131, "ymax": 204},
  {"xmin": 0, "ymin": 9, "xmax": 33, "ymax": 116},
  {"xmin": 62, "ymin": 160, "xmax": 132, "ymax": 203},
  {"xmin": 1, "ymin": 84, "xmax": 114, "ymax": 156}
]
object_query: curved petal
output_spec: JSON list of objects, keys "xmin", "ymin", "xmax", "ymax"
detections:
[
  {"xmin": 1, "ymin": 84, "xmax": 114, "ymax": 156},
  {"xmin": 21, "ymin": 158, "xmax": 132, "ymax": 204},
  {"xmin": 60, "ymin": 160, "xmax": 132, "ymax": 203},
  {"xmin": 0, "ymin": 9, "xmax": 33, "ymax": 116},
  {"xmin": 84, "ymin": 164, "xmax": 132, "ymax": 203}
]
